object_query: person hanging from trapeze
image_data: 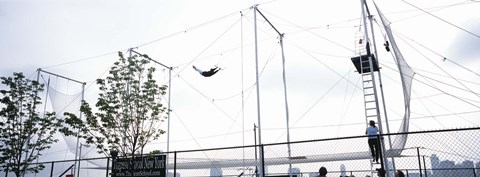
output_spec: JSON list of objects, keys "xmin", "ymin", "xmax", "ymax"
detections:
[{"xmin": 192, "ymin": 65, "xmax": 221, "ymax": 77}]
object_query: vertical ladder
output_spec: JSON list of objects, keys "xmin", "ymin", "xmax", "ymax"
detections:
[
  {"xmin": 354, "ymin": 33, "xmax": 382, "ymax": 176},
  {"xmin": 355, "ymin": 32, "xmax": 379, "ymax": 125},
  {"xmin": 361, "ymin": 55, "xmax": 383, "ymax": 176},
  {"xmin": 361, "ymin": 59, "xmax": 378, "ymax": 121}
]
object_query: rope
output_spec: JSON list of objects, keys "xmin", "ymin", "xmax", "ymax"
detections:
[
  {"xmin": 168, "ymin": 109, "xmax": 223, "ymax": 174},
  {"xmin": 393, "ymin": 30, "xmax": 480, "ymax": 99},
  {"xmin": 336, "ymin": 68, "xmax": 361, "ymax": 136},
  {"xmin": 40, "ymin": 7, "xmax": 248, "ymax": 70},
  {"xmin": 381, "ymin": 64, "xmax": 480, "ymax": 109},
  {"xmin": 285, "ymin": 37, "xmax": 362, "ymax": 90},
  {"xmin": 394, "ymin": 31, "xmax": 480, "ymax": 78},
  {"xmin": 386, "ymin": 0, "xmax": 474, "ymax": 24},
  {"xmin": 402, "ymin": 0, "xmax": 480, "ymax": 39},
  {"xmin": 41, "ymin": 50, "xmax": 124, "ymax": 70},
  {"xmin": 274, "ymin": 71, "xmax": 353, "ymax": 144},
  {"xmin": 174, "ymin": 17, "xmax": 242, "ymax": 78},
  {"xmin": 258, "ymin": 8, "xmax": 355, "ymax": 53}
]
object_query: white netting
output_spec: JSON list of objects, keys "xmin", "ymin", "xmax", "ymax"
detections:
[
  {"xmin": 39, "ymin": 73, "xmax": 104, "ymax": 168},
  {"xmin": 47, "ymin": 84, "xmax": 83, "ymax": 151},
  {"xmin": 374, "ymin": 2, "xmax": 415, "ymax": 152}
]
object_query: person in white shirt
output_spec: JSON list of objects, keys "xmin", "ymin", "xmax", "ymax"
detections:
[{"xmin": 365, "ymin": 120, "xmax": 380, "ymax": 163}]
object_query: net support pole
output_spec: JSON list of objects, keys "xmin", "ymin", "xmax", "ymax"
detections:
[
  {"xmin": 367, "ymin": 2, "xmax": 397, "ymax": 172},
  {"xmin": 37, "ymin": 68, "xmax": 86, "ymax": 177},
  {"xmin": 360, "ymin": 0, "xmax": 391, "ymax": 176},
  {"xmin": 255, "ymin": 6, "xmax": 293, "ymax": 176},
  {"xmin": 74, "ymin": 83, "xmax": 85, "ymax": 177},
  {"xmin": 166, "ymin": 66, "xmax": 172, "ymax": 175},
  {"xmin": 37, "ymin": 68, "xmax": 85, "ymax": 85},
  {"xmin": 129, "ymin": 48, "xmax": 173, "ymax": 176},
  {"xmin": 253, "ymin": 5, "xmax": 264, "ymax": 177},
  {"xmin": 279, "ymin": 34, "xmax": 293, "ymax": 177}
]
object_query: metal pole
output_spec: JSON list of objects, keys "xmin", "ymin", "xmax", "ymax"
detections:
[
  {"xmin": 254, "ymin": 124, "xmax": 258, "ymax": 177},
  {"xmin": 253, "ymin": 4, "xmax": 264, "ymax": 177},
  {"xmin": 129, "ymin": 48, "xmax": 173, "ymax": 176},
  {"xmin": 105, "ymin": 157, "xmax": 110, "ymax": 177},
  {"xmin": 423, "ymin": 156, "xmax": 427, "ymax": 177},
  {"xmin": 36, "ymin": 68, "xmax": 86, "ymax": 177},
  {"xmin": 5, "ymin": 162, "xmax": 8, "ymax": 177},
  {"xmin": 416, "ymin": 147, "xmax": 423, "ymax": 177},
  {"xmin": 367, "ymin": 2, "xmax": 397, "ymax": 173},
  {"xmin": 50, "ymin": 162, "xmax": 54, "ymax": 177},
  {"xmin": 74, "ymin": 84, "xmax": 86, "ymax": 177},
  {"xmin": 166, "ymin": 66, "xmax": 172, "ymax": 176},
  {"xmin": 360, "ymin": 1, "xmax": 390, "ymax": 176},
  {"xmin": 279, "ymin": 34, "xmax": 292, "ymax": 177},
  {"xmin": 260, "ymin": 145, "xmax": 265, "ymax": 177},
  {"xmin": 77, "ymin": 144, "xmax": 82, "ymax": 177},
  {"xmin": 37, "ymin": 68, "xmax": 85, "ymax": 85},
  {"xmin": 173, "ymin": 152, "xmax": 177, "ymax": 177},
  {"xmin": 254, "ymin": 124, "xmax": 257, "ymax": 158}
]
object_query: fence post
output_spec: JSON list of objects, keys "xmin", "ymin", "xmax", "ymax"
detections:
[
  {"xmin": 106, "ymin": 157, "xmax": 110, "ymax": 177},
  {"xmin": 4, "ymin": 163, "xmax": 8, "ymax": 177},
  {"xmin": 378, "ymin": 134, "xmax": 385, "ymax": 172},
  {"xmin": 50, "ymin": 161, "xmax": 54, "ymax": 177},
  {"xmin": 416, "ymin": 147, "xmax": 423, "ymax": 177},
  {"xmin": 110, "ymin": 150, "xmax": 118, "ymax": 177},
  {"xmin": 422, "ymin": 156, "xmax": 427, "ymax": 177},
  {"xmin": 173, "ymin": 151, "xmax": 177, "ymax": 177},
  {"xmin": 260, "ymin": 145, "xmax": 265, "ymax": 177},
  {"xmin": 473, "ymin": 168, "xmax": 476, "ymax": 177}
]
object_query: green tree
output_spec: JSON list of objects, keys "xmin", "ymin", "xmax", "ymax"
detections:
[
  {"xmin": 65, "ymin": 51, "xmax": 168, "ymax": 158},
  {"xmin": 0, "ymin": 72, "xmax": 72, "ymax": 177}
]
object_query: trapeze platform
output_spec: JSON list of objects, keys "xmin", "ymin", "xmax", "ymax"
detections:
[{"xmin": 351, "ymin": 54, "xmax": 379, "ymax": 74}]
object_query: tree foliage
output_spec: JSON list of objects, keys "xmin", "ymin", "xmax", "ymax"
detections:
[
  {"xmin": 65, "ymin": 51, "xmax": 168, "ymax": 158},
  {"xmin": 0, "ymin": 72, "xmax": 72, "ymax": 177}
]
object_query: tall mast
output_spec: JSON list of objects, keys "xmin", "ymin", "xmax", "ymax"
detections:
[
  {"xmin": 253, "ymin": 4, "xmax": 264, "ymax": 177},
  {"xmin": 359, "ymin": 0, "xmax": 390, "ymax": 176}
]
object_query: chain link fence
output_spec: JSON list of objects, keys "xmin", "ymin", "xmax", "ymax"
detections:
[{"xmin": 2, "ymin": 127, "xmax": 479, "ymax": 177}]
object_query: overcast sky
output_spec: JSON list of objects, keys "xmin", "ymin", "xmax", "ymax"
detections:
[{"xmin": 1, "ymin": 0, "xmax": 480, "ymax": 175}]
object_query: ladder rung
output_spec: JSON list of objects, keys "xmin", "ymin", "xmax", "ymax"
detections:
[
  {"xmin": 366, "ymin": 108, "xmax": 377, "ymax": 110},
  {"xmin": 363, "ymin": 80, "xmax": 372, "ymax": 83},
  {"xmin": 364, "ymin": 86, "xmax": 373, "ymax": 89},
  {"xmin": 365, "ymin": 93, "xmax": 374, "ymax": 96},
  {"xmin": 365, "ymin": 100, "xmax": 376, "ymax": 103},
  {"xmin": 366, "ymin": 115, "xmax": 377, "ymax": 118}
]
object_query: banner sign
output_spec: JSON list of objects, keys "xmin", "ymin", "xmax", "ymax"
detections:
[{"xmin": 113, "ymin": 155, "xmax": 166, "ymax": 177}]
